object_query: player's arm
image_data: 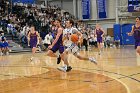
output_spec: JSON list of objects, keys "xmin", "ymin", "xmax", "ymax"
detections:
[
  {"xmin": 62, "ymin": 30, "xmax": 67, "ymax": 42},
  {"xmin": 101, "ymin": 28, "xmax": 105, "ymax": 37},
  {"xmin": 27, "ymin": 32, "xmax": 30, "ymax": 46},
  {"xmin": 62, "ymin": 35, "xmax": 67, "ymax": 42},
  {"xmin": 51, "ymin": 28, "xmax": 62, "ymax": 47},
  {"xmin": 77, "ymin": 30, "xmax": 83, "ymax": 38},
  {"xmin": 36, "ymin": 32, "xmax": 40, "ymax": 45},
  {"xmin": 76, "ymin": 29, "xmax": 83, "ymax": 43},
  {"xmin": 128, "ymin": 25, "xmax": 134, "ymax": 36},
  {"xmin": 74, "ymin": 28, "xmax": 83, "ymax": 40},
  {"xmin": 94, "ymin": 29, "xmax": 97, "ymax": 37}
]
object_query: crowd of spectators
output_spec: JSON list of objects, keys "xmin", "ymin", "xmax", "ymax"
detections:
[
  {"xmin": 0, "ymin": 0, "xmax": 116, "ymax": 55},
  {"xmin": 1, "ymin": 0, "xmax": 77, "ymax": 42}
]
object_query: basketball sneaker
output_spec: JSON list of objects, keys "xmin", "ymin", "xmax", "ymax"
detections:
[
  {"xmin": 66, "ymin": 66, "xmax": 72, "ymax": 72},
  {"xmin": 6, "ymin": 52, "xmax": 9, "ymax": 55},
  {"xmin": 38, "ymin": 46, "xmax": 41, "ymax": 52},
  {"xmin": 89, "ymin": 57, "xmax": 97, "ymax": 65},
  {"xmin": 57, "ymin": 55, "xmax": 61, "ymax": 64},
  {"xmin": 30, "ymin": 57, "xmax": 34, "ymax": 61},
  {"xmin": 0, "ymin": 52, "xmax": 3, "ymax": 56},
  {"xmin": 57, "ymin": 65, "xmax": 72, "ymax": 72},
  {"xmin": 57, "ymin": 65, "xmax": 67, "ymax": 72},
  {"xmin": 98, "ymin": 51, "xmax": 101, "ymax": 55}
]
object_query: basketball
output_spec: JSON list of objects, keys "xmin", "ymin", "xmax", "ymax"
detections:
[{"xmin": 71, "ymin": 34, "xmax": 79, "ymax": 43}]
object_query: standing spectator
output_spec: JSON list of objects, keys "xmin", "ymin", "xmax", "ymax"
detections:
[{"xmin": 82, "ymin": 28, "xmax": 89, "ymax": 51}]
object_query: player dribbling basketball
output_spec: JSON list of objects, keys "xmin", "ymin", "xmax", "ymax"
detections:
[{"xmin": 57, "ymin": 19, "xmax": 97, "ymax": 72}]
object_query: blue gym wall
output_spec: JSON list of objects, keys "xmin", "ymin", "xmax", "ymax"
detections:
[
  {"xmin": 114, "ymin": 24, "xmax": 135, "ymax": 45},
  {"xmin": 121, "ymin": 24, "xmax": 135, "ymax": 45}
]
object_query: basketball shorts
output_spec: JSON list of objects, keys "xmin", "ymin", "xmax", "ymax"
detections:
[
  {"xmin": 65, "ymin": 43, "xmax": 79, "ymax": 55},
  {"xmin": 0, "ymin": 42, "xmax": 4, "ymax": 48},
  {"xmin": 51, "ymin": 43, "xmax": 64, "ymax": 54},
  {"xmin": 97, "ymin": 38, "xmax": 102, "ymax": 43},
  {"xmin": 135, "ymin": 40, "xmax": 140, "ymax": 49}
]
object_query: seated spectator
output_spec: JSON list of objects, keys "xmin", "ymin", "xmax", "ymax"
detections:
[
  {"xmin": 42, "ymin": 32, "xmax": 53, "ymax": 50},
  {"xmin": 7, "ymin": 23, "xmax": 13, "ymax": 34},
  {"xmin": 106, "ymin": 35, "xmax": 111, "ymax": 47},
  {"xmin": 89, "ymin": 35, "xmax": 97, "ymax": 48},
  {"xmin": 93, "ymin": 35, "xmax": 97, "ymax": 47},
  {"xmin": 114, "ymin": 35, "xmax": 120, "ymax": 49}
]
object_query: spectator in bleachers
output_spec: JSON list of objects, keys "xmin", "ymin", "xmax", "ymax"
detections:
[
  {"xmin": 19, "ymin": 24, "xmax": 28, "ymax": 44},
  {"xmin": 106, "ymin": 35, "xmax": 111, "ymax": 47},
  {"xmin": 89, "ymin": 32, "xmax": 97, "ymax": 47},
  {"xmin": 42, "ymin": 32, "xmax": 53, "ymax": 50},
  {"xmin": 1, "ymin": 1, "xmax": 87, "ymax": 52},
  {"xmin": 82, "ymin": 27, "xmax": 89, "ymax": 51}
]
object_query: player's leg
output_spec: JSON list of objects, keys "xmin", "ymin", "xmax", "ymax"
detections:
[
  {"xmin": 46, "ymin": 45, "xmax": 58, "ymax": 57},
  {"xmin": 32, "ymin": 46, "xmax": 36, "ymax": 54},
  {"xmin": 46, "ymin": 50, "xmax": 58, "ymax": 57},
  {"xmin": 97, "ymin": 38, "xmax": 100, "ymax": 53},
  {"xmin": 98, "ymin": 42, "xmax": 102, "ymax": 55},
  {"xmin": 57, "ymin": 45, "xmax": 72, "ymax": 72},
  {"xmin": 30, "ymin": 47, "xmax": 37, "ymax": 60},
  {"xmin": 71, "ymin": 43, "xmax": 97, "ymax": 64},
  {"xmin": 57, "ymin": 54, "xmax": 61, "ymax": 64},
  {"xmin": 0, "ymin": 48, "xmax": 2, "ymax": 56},
  {"xmin": 74, "ymin": 52, "xmax": 97, "ymax": 64},
  {"xmin": 136, "ymin": 46, "xmax": 140, "ymax": 55},
  {"xmin": 57, "ymin": 46, "xmax": 68, "ymax": 64},
  {"xmin": 4, "ymin": 42, "xmax": 9, "ymax": 55}
]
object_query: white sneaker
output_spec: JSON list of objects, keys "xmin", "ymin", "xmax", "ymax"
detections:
[
  {"xmin": 98, "ymin": 51, "xmax": 101, "ymax": 55},
  {"xmin": 57, "ymin": 66, "xmax": 67, "ymax": 72},
  {"xmin": 30, "ymin": 57, "xmax": 34, "ymax": 61},
  {"xmin": 0, "ymin": 52, "xmax": 3, "ymax": 56},
  {"xmin": 6, "ymin": 52, "xmax": 9, "ymax": 55},
  {"xmin": 38, "ymin": 46, "xmax": 41, "ymax": 52},
  {"xmin": 89, "ymin": 57, "xmax": 97, "ymax": 65}
]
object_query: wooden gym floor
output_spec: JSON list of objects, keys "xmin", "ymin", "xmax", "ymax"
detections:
[{"xmin": 0, "ymin": 46, "xmax": 140, "ymax": 93}]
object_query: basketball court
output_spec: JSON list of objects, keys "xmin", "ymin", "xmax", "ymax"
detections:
[
  {"xmin": 1, "ymin": 0, "xmax": 140, "ymax": 93},
  {"xmin": 0, "ymin": 46, "xmax": 140, "ymax": 93}
]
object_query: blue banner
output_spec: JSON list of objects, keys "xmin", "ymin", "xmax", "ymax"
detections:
[
  {"xmin": 97, "ymin": 0, "xmax": 107, "ymax": 18},
  {"xmin": 82, "ymin": 0, "xmax": 90, "ymax": 19},
  {"xmin": 128, "ymin": 0, "xmax": 140, "ymax": 12},
  {"xmin": 11, "ymin": 0, "xmax": 35, "ymax": 4}
]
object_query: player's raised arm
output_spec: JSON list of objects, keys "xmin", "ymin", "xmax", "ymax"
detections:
[
  {"xmin": 100, "ymin": 28, "xmax": 105, "ymax": 37},
  {"xmin": 127, "ymin": 25, "xmax": 134, "ymax": 36}
]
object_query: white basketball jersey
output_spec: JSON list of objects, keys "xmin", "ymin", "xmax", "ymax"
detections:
[{"xmin": 63, "ymin": 27, "xmax": 78, "ymax": 47}]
